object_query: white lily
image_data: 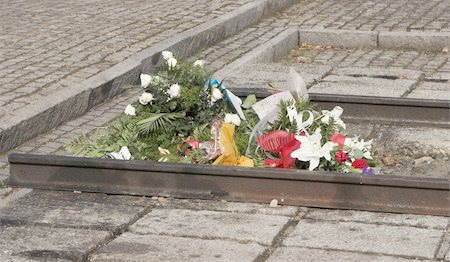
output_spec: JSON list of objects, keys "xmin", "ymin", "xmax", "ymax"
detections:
[
  {"xmin": 124, "ymin": 104, "xmax": 136, "ymax": 116},
  {"xmin": 140, "ymin": 74, "xmax": 151, "ymax": 88},
  {"xmin": 162, "ymin": 51, "xmax": 173, "ymax": 60},
  {"xmin": 108, "ymin": 146, "xmax": 131, "ymax": 160},
  {"xmin": 291, "ymin": 128, "xmax": 337, "ymax": 171},
  {"xmin": 139, "ymin": 92, "xmax": 155, "ymax": 105},
  {"xmin": 193, "ymin": 60, "xmax": 205, "ymax": 67},
  {"xmin": 321, "ymin": 106, "xmax": 346, "ymax": 130},
  {"xmin": 167, "ymin": 84, "xmax": 181, "ymax": 99},
  {"xmin": 167, "ymin": 57, "xmax": 177, "ymax": 68},
  {"xmin": 344, "ymin": 136, "xmax": 373, "ymax": 160},
  {"xmin": 211, "ymin": 87, "xmax": 223, "ymax": 102}
]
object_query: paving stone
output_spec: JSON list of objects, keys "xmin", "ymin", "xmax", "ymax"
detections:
[
  {"xmin": 157, "ymin": 198, "xmax": 300, "ymax": 217},
  {"xmin": 225, "ymin": 63, "xmax": 332, "ymax": 89},
  {"xmin": 407, "ymin": 82, "xmax": 450, "ymax": 100},
  {"xmin": 332, "ymin": 67, "xmax": 423, "ymax": 80},
  {"xmin": 425, "ymin": 72, "xmax": 450, "ymax": 81},
  {"xmin": 299, "ymin": 29, "xmax": 378, "ymax": 49},
  {"xmin": 266, "ymin": 247, "xmax": 426, "ymax": 262},
  {"xmin": 304, "ymin": 209, "xmax": 449, "ymax": 229},
  {"xmin": 130, "ymin": 208, "xmax": 290, "ymax": 245},
  {"xmin": 0, "ymin": 225, "xmax": 110, "ymax": 261},
  {"xmin": 309, "ymin": 75, "xmax": 415, "ymax": 97},
  {"xmin": 283, "ymin": 220, "xmax": 443, "ymax": 259},
  {"xmin": 0, "ymin": 190, "xmax": 154, "ymax": 230},
  {"xmin": 0, "ymin": 254, "xmax": 72, "ymax": 262},
  {"xmin": 91, "ymin": 233, "xmax": 264, "ymax": 262}
]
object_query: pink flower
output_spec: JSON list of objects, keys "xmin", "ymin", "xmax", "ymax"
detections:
[{"xmin": 331, "ymin": 133, "xmax": 346, "ymax": 149}]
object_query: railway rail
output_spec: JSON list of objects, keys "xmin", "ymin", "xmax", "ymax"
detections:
[{"xmin": 7, "ymin": 93, "xmax": 450, "ymax": 217}]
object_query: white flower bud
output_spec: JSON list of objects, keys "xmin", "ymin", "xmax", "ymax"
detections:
[
  {"xmin": 139, "ymin": 92, "xmax": 155, "ymax": 105},
  {"xmin": 166, "ymin": 57, "xmax": 177, "ymax": 68},
  {"xmin": 124, "ymin": 104, "xmax": 136, "ymax": 116},
  {"xmin": 224, "ymin": 113, "xmax": 241, "ymax": 126},
  {"xmin": 162, "ymin": 51, "xmax": 173, "ymax": 60},
  {"xmin": 211, "ymin": 87, "xmax": 223, "ymax": 102},
  {"xmin": 231, "ymin": 114, "xmax": 241, "ymax": 126},
  {"xmin": 140, "ymin": 74, "xmax": 151, "ymax": 88},
  {"xmin": 167, "ymin": 84, "xmax": 181, "ymax": 99}
]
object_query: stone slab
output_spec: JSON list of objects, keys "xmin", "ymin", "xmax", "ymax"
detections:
[
  {"xmin": 266, "ymin": 246, "xmax": 427, "ymax": 262},
  {"xmin": 91, "ymin": 233, "xmax": 264, "ymax": 262},
  {"xmin": 214, "ymin": 27, "xmax": 299, "ymax": 79},
  {"xmin": 407, "ymin": 82, "xmax": 450, "ymax": 100},
  {"xmin": 332, "ymin": 67, "xmax": 423, "ymax": 80},
  {"xmin": 309, "ymin": 75, "xmax": 415, "ymax": 97},
  {"xmin": 304, "ymin": 209, "xmax": 449, "ymax": 229},
  {"xmin": 425, "ymin": 72, "xmax": 450, "ymax": 82},
  {"xmin": 299, "ymin": 29, "xmax": 378, "ymax": 49},
  {"xmin": 0, "ymin": 190, "xmax": 154, "ymax": 230},
  {"xmin": 224, "ymin": 63, "xmax": 332, "ymax": 90},
  {"xmin": 156, "ymin": 198, "xmax": 300, "ymax": 217},
  {"xmin": 283, "ymin": 220, "xmax": 443, "ymax": 259},
  {"xmin": 379, "ymin": 31, "xmax": 450, "ymax": 52},
  {"xmin": 0, "ymin": 254, "xmax": 71, "ymax": 262},
  {"xmin": 0, "ymin": 225, "xmax": 110, "ymax": 261},
  {"xmin": 130, "ymin": 208, "xmax": 290, "ymax": 245}
]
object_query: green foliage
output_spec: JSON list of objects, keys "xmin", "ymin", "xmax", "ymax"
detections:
[{"xmin": 137, "ymin": 112, "xmax": 186, "ymax": 133}]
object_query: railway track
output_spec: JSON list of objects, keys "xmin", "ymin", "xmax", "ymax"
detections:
[{"xmin": 7, "ymin": 92, "xmax": 450, "ymax": 216}]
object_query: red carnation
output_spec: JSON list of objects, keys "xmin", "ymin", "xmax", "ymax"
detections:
[
  {"xmin": 335, "ymin": 150, "xmax": 348, "ymax": 164},
  {"xmin": 351, "ymin": 159, "xmax": 368, "ymax": 169}
]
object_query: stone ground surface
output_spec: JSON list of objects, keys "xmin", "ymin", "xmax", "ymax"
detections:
[
  {"xmin": 1, "ymin": 0, "xmax": 450, "ymax": 261},
  {"xmin": 0, "ymin": 189, "xmax": 448, "ymax": 261}
]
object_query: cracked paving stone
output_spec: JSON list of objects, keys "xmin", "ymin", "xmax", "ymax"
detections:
[
  {"xmin": 91, "ymin": 233, "xmax": 264, "ymax": 262},
  {"xmin": 283, "ymin": 220, "xmax": 443, "ymax": 259},
  {"xmin": 0, "ymin": 190, "xmax": 155, "ymax": 230}
]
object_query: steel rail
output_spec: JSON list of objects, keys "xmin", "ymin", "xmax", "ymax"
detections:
[
  {"xmin": 231, "ymin": 88, "xmax": 450, "ymax": 127},
  {"xmin": 8, "ymin": 153, "xmax": 450, "ymax": 216}
]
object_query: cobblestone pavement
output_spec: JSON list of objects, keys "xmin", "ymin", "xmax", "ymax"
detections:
[
  {"xmin": 282, "ymin": 0, "xmax": 450, "ymax": 32},
  {"xmin": 0, "ymin": 0, "xmax": 252, "ymax": 120},
  {"xmin": 285, "ymin": 45, "xmax": 450, "ymax": 74},
  {"xmin": 0, "ymin": 189, "xmax": 448, "ymax": 261}
]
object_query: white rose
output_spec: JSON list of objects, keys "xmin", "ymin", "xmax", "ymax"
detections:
[
  {"xmin": 162, "ymin": 51, "xmax": 173, "ymax": 60},
  {"xmin": 140, "ymin": 74, "xmax": 151, "ymax": 88},
  {"xmin": 167, "ymin": 84, "xmax": 181, "ymax": 99},
  {"xmin": 139, "ymin": 92, "xmax": 155, "ymax": 105},
  {"xmin": 167, "ymin": 57, "xmax": 177, "ymax": 68},
  {"xmin": 211, "ymin": 87, "xmax": 223, "ymax": 102},
  {"xmin": 224, "ymin": 113, "xmax": 240, "ymax": 126},
  {"xmin": 124, "ymin": 104, "xmax": 136, "ymax": 116},
  {"xmin": 193, "ymin": 60, "xmax": 205, "ymax": 67},
  {"xmin": 224, "ymin": 113, "xmax": 233, "ymax": 124}
]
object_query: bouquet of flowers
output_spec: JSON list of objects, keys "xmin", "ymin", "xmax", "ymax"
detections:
[{"xmin": 66, "ymin": 51, "xmax": 376, "ymax": 175}]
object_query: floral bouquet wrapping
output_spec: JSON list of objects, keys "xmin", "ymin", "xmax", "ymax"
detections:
[{"xmin": 67, "ymin": 51, "xmax": 376, "ymax": 175}]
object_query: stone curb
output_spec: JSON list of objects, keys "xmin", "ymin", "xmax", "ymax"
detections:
[
  {"xmin": 215, "ymin": 27, "xmax": 299, "ymax": 79},
  {"xmin": 0, "ymin": 0, "xmax": 298, "ymax": 153},
  {"xmin": 298, "ymin": 28, "xmax": 450, "ymax": 51}
]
